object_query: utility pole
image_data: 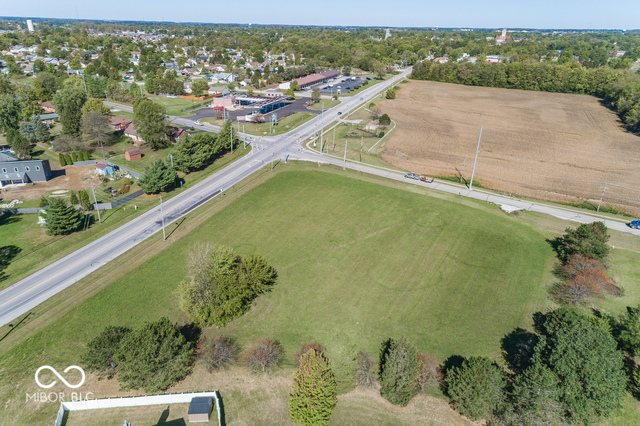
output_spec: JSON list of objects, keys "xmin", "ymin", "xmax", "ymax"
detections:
[
  {"xmin": 271, "ymin": 151, "xmax": 274, "ymax": 170},
  {"xmin": 243, "ymin": 124, "xmax": 246, "ymax": 149},
  {"xmin": 597, "ymin": 182, "xmax": 608, "ymax": 212},
  {"xmin": 90, "ymin": 182, "xmax": 101, "ymax": 224},
  {"xmin": 360, "ymin": 136, "xmax": 363, "ymax": 162},
  {"xmin": 320, "ymin": 101, "xmax": 324, "ymax": 152},
  {"xmin": 230, "ymin": 127, "xmax": 233, "ymax": 153},
  {"xmin": 285, "ymin": 138, "xmax": 287, "ymax": 163},
  {"xmin": 159, "ymin": 196, "xmax": 166, "ymax": 241},
  {"xmin": 469, "ymin": 126, "xmax": 482, "ymax": 191},
  {"xmin": 81, "ymin": 72, "xmax": 88, "ymax": 96},
  {"xmin": 343, "ymin": 140, "xmax": 347, "ymax": 170}
]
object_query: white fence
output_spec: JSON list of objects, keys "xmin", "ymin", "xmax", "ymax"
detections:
[{"xmin": 54, "ymin": 391, "xmax": 223, "ymax": 426}]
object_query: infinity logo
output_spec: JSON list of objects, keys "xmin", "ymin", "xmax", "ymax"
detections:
[{"xmin": 35, "ymin": 366, "xmax": 86, "ymax": 389}]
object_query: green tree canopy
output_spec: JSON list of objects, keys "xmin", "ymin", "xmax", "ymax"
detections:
[
  {"xmin": 540, "ymin": 319, "xmax": 626, "ymax": 423},
  {"xmin": 138, "ymin": 160, "xmax": 177, "ymax": 194},
  {"xmin": 45, "ymin": 197, "xmax": 83, "ymax": 235},
  {"xmin": 114, "ymin": 317, "xmax": 194, "ymax": 392},
  {"xmin": 81, "ymin": 326, "xmax": 132, "ymax": 380},
  {"xmin": 53, "ymin": 84, "xmax": 87, "ymax": 136},
  {"xmin": 379, "ymin": 337, "xmax": 419, "ymax": 406},
  {"xmin": 81, "ymin": 98, "xmax": 111, "ymax": 118},
  {"xmin": 446, "ymin": 356, "xmax": 506, "ymax": 420},
  {"xmin": 191, "ymin": 78, "xmax": 209, "ymax": 94},
  {"xmin": 289, "ymin": 349, "xmax": 338, "ymax": 426},
  {"xmin": 170, "ymin": 132, "xmax": 218, "ymax": 173},
  {"xmin": 557, "ymin": 222, "xmax": 610, "ymax": 263},
  {"xmin": 133, "ymin": 97, "xmax": 170, "ymax": 149},
  {"xmin": 0, "ymin": 94, "xmax": 21, "ymax": 132}
]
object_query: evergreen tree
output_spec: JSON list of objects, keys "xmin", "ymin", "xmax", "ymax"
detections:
[
  {"xmin": 114, "ymin": 317, "xmax": 194, "ymax": 392},
  {"xmin": 77, "ymin": 190, "xmax": 91, "ymax": 210},
  {"xmin": 71, "ymin": 152, "xmax": 78, "ymax": 162},
  {"xmin": 446, "ymin": 356, "xmax": 506, "ymax": 420},
  {"xmin": 45, "ymin": 197, "xmax": 83, "ymax": 235},
  {"xmin": 171, "ymin": 133, "xmax": 217, "ymax": 172},
  {"xmin": 81, "ymin": 326, "xmax": 131, "ymax": 380},
  {"xmin": 379, "ymin": 337, "xmax": 419, "ymax": 406},
  {"xmin": 289, "ymin": 349, "xmax": 338, "ymax": 426},
  {"xmin": 138, "ymin": 160, "xmax": 177, "ymax": 194},
  {"xmin": 504, "ymin": 363, "xmax": 563, "ymax": 425},
  {"xmin": 69, "ymin": 191, "xmax": 79, "ymax": 205},
  {"xmin": 83, "ymin": 150, "xmax": 90, "ymax": 161},
  {"xmin": 557, "ymin": 222, "xmax": 610, "ymax": 263},
  {"xmin": 65, "ymin": 153, "xmax": 73, "ymax": 165},
  {"xmin": 58, "ymin": 152, "xmax": 66, "ymax": 166}
]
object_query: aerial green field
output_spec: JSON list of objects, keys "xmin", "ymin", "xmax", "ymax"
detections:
[{"xmin": 2, "ymin": 165, "xmax": 639, "ymax": 424}]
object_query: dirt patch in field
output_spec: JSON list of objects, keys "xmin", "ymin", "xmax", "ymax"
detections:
[
  {"xmin": 0, "ymin": 165, "xmax": 100, "ymax": 201},
  {"xmin": 379, "ymin": 80, "xmax": 640, "ymax": 214}
]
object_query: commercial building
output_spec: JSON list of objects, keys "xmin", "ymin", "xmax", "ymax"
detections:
[{"xmin": 295, "ymin": 70, "xmax": 340, "ymax": 89}]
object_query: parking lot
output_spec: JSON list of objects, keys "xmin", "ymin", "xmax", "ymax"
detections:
[{"xmin": 317, "ymin": 77, "xmax": 368, "ymax": 95}]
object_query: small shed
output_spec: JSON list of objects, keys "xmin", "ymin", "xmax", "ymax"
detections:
[
  {"xmin": 187, "ymin": 396, "xmax": 212, "ymax": 423},
  {"xmin": 125, "ymin": 148, "xmax": 141, "ymax": 161},
  {"xmin": 95, "ymin": 163, "xmax": 114, "ymax": 176}
]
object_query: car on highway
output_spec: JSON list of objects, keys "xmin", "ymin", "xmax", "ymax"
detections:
[
  {"xmin": 337, "ymin": 112, "xmax": 342, "ymax": 115},
  {"xmin": 195, "ymin": 121, "xmax": 204, "ymax": 126},
  {"xmin": 630, "ymin": 219, "xmax": 640, "ymax": 229},
  {"xmin": 404, "ymin": 172, "xmax": 420, "ymax": 180},
  {"xmin": 420, "ymin": 176, "xmax": 434, "ymax": 183}
]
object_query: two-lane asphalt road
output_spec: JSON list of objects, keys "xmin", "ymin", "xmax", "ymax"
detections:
[{"xmin": 1, "ymin": 68, "xmax": 638, "ymax": 328}]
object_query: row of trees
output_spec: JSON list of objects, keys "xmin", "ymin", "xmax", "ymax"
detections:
[
  {"xmin": 410, "ymin": 61, "xmax": 640, "ymax": 134},
  {"xmin": 171, "ymin": 121, "xmax": 238, "ymax": 172}
]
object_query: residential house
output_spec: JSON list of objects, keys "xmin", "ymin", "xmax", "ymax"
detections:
[
  {"xmin": 124, "ymin": 122, "xmax": 144, "ymax": 143},
  {"xmin": 210, "ymin": 73, "xmax": 235, "ymax": 83},
  {"xmin": 41, "ymin": 101, "xmax": 55, "ymax": 113},
  {"xmin": 110, "ymin": 115, "xmax": 132, "ymax": 131},
  {"xmin": 168, "ymin": 125, "xmax": 186, "ymax": 142},
  {"xmin": 0, "ymin": 152, "xmax": 52, "ymax": 187}
]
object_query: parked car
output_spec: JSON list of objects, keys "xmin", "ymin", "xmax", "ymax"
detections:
[
  {"xmin": 337, "ymin": 112, "xmax": 342, "ymax": 115},
  {"xmin": 404, "ymin": 172, "xmax": 420, "ymax": 180},
  {"xmin": 103, "ymin": 187, "xmax": 113, "ymax": 193}
]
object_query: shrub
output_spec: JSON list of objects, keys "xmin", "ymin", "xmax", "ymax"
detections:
[
  {"xmin": 555, "ymin": 269, "xmax": 621, "ymax": 304},
  {"xmin": 379, "ymin": 337, "xmax": 419, "ymax": 406},
  {"xmin": 378, "ymin": 131, "xmax": 385, "ymax": 138},
  {"xmin": 58, "ymin": 152, "xmax": 66, "ymax": 166},
  {"xmin": 293, "ymin": 342, "xmax": 326, "ymax": 367},
  {"xmin": 117, "ymin": 184, "xmax": 130, "ymax": 195},
  {"xmin": 65, "ymin": 153, "xmax": 73, "ymax": 165},
  {"xmin": 71, "ymin": 151, "xmax": 78, "ymax": 162},
  {"xmin": 39, "ymin": 196, "xmax": 49, "ymax": 207},
  {"xmin": 123, "ymin": 177, "xmax": 134, "ymax": 186},
  {"xmin": 417, "ymin": 353, "xmax": 443, "ymax": 391},
  {"xmin": 240, "ymin": 338, "xmax": 282, "ymax": 373},
  {"xmin": 379, "ymin": 114, "xmax": 391, "ymax": 126},
  {"xmin": 354, "ymin": 351, "xmax": 376, "ymax": 388},
  {"xmin": 198, "ymin": 336, "xmax": 238, "ymax": 371},
  {"xmin": 446, "ymin": 356, "xmax": 506, "ymax": 420},
  {"xmin": 69, "ymin": 191, "xmax": 79, "ymax": 205},
  {"xmin": 83, "ymin": 150, "xmax": 90, "ymax": 161}
]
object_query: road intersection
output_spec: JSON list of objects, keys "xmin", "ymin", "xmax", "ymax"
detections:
[{"xmin": 1, "ymin": 69, "xmax": 638, "ymax": 328}]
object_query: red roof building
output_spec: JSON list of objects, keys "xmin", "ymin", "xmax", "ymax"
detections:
[{"xmin": 110, "ymin": 115, "xmax": 132, "ymax": 131}]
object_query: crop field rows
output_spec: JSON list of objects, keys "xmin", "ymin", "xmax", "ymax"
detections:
[{"xmin": 379, "ymin": 81, "xmax": 640, "ymax": 214}]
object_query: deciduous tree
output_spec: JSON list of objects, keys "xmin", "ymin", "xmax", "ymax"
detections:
[
  {"xmin": 133, "ymin": 97, "xmax": 170, "ymax": 149},
  {"xmin": 53, "ymin": 84, "xmax": 87, "ymax": 136},
  {"xmin": 240, "ymin": 337, "xmax": 282, "ymax": 373}
]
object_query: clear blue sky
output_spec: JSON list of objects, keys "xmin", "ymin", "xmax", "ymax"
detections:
[{"xmin": 3, "ymin": 0, "xmax": 639, "ymax": 30}]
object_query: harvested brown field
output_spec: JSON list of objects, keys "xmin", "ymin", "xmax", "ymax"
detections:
[{"xmin": 379, "ymin": 80, "xmax": 640, "ymax": 214}]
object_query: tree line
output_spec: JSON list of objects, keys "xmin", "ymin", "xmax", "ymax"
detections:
[{"xmin": 410, "ymin": 60, "xmax": 640, "ymax": 134}]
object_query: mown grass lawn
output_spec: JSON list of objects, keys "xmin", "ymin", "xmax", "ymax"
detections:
[{"xmin": 2, "ymin": 166, "xmax": 640, "ymax": 424}]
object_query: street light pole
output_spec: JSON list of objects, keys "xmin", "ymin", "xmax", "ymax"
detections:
[{"xmin": 320, "ymin": 101, "xmax": 324, "ymax": 153}]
